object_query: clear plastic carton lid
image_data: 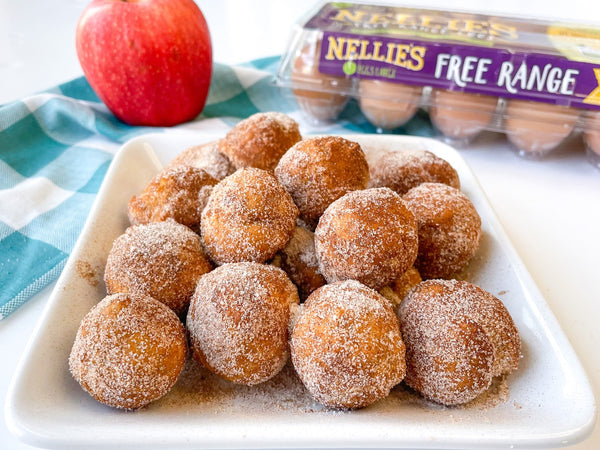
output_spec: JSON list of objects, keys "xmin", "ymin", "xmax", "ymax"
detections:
[{"xmin": 276, "ymin": 1, "xmax": 600, "ymax": 110}]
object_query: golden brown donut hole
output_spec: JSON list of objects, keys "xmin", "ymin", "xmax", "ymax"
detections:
[
  {"xmin": 167, "ymin": 140, "xmax": 235, "ymax": 181},
  {"xmin": 403, "ymin": 182, "xmax": 481, "ymax": 279},
  {"xmin": 104, "ymin": 221, "xmax": 212, "ymax": 316},
  {"xmin": 291, "ymin": 280, "xmax": 406, "ymax": 409},
  {"xmin": 275, "ymin": 136, "xmax": 369, "ymax": 223},
  {"xmin": 69, "ymin": 293, "xmax": 187, "ymax": 410},
  {"xmin": 128, "ymin": 165, "xmax": 218, "ymax": 233},
  {"xmin": 187, "ymin": 262, "xmax": 300, "ymax": 385},
  {"xmin": 315, "ymin": 187, "xmax": 418, "ymax": 290},
  {"xmin": 398, "ymin": 279, "xmax": 520, "ymax": 406},
  {"xmin": 272, "ymin": 225, "xmax": 326, "ymax": 301},
  {"xmin": 201, "ymin": 168, "xmax": 299, "ymax": 265},
  {"xmin": 218, "ymin": 112, "xmax": 302, "ymax": 171},
  {"xmin": 368, "ymin": 148, "xmax": 460, "ymax": 196},
  {"xmin": 379, "ymin": 266, "xmax": 422, "ymax": 308}
]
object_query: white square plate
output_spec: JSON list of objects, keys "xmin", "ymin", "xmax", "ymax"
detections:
[{"xmin": 5, "ymin": 132, "xmax": 597, "ymax": 449}]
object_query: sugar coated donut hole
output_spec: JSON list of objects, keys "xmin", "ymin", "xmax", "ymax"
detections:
[
  {"xmin": 430, "ymin": 89, "xmax": 498, "ymax": 140},
  {"xmin": 359, "ymin": 80, "xmax": 421, "ymax": 130},
  {"xmin": 291, "ymin": 40, "xmax": 351, "ymax": 122},
  {"xmin": 368, "ymin": 148, "xmax": 460, "ymax": 196},
  {"xmin": 275, "ymin": 136, "xmax": 369, "ymax": 223},
  {"xmin": 504, "ymin": 100, "xmax": 579, "ymax": 156},
  {"xmin": 315, "ymin": 187, "xmax": 418, "ymax": 290},
  {"xmin": 271, "ymin": 225, "xmax": 326, "ymax": 301},
  {"xmin": 201, "ymin": 167, "xmax": 299, "ymax": 265},
  {"xmin": 127, "ymin": 165, "xmax": 218, "ymax": 233},
  {"xmin": 218, "ymin": 112, "xmax": 302, "ymax": 171},
  {"xmin": 398, "ymin": 279, "xmax": 521, "ymax": 406},
  {"xmin": 104, "ymin": 221, "xmax": 212, "ymax": 316},
  {"xmin": 379, "ymin": 266, "xmax": 422, "ymax": 308},
  {"xmin": 403, "ymin": 182, "xmax": 481, "ymax": 279},
  {"xmin": 187, "ymin": 262, "xmax": 300, "ymax": 385},
  {"xmin": 167, "ymin": 140, "xmax": 235, "ymax": 181},
  {"xmin": 290, "ymin": 280, "xmax": 406, "ymax": 409},
  {"xmin": 69, "ymin": 293, "xmax": 187, "ymax": 410}
]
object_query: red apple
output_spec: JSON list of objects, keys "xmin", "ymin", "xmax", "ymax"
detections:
[{"xmin": 76, "ymin": 0, "xmax": 212, "ymax": 126}]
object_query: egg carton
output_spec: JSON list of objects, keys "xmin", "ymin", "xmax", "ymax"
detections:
[{"xmin": 275, "ymin": 1, "xmax": 600, "ymax": 169}]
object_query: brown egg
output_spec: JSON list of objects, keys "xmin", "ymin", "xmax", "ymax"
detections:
[
  {"xmin": 583, "ymin": 110, "xmax": 600, "ymax": 164},
  {"xmin": 505, "ymin": 100, "xmax": 579, "ymax": 156},
  {"xmin": 291, "ymin": 40, "xmax": 352, "ymax": 122},
  {"xmin": 430, "ymin": 89, "xmax": 498, "ymax": 140},
  {"xmin": 359, "ymin": 80, "xmax": 421, "ymax": 130}
]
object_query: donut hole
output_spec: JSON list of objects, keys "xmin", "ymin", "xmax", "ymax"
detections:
[
  {"xmin": 69, "ymin": 293, "xmax": 187, "ymax": 410},
  {"xmin": 291, "ymin": 280, "xmax": 406, "ymax": 409},
  {"xmin": 187, "ymin": 262, "xmax": 300, "ymax": 385}
]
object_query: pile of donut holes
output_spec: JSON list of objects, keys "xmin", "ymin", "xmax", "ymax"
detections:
[{"xmin": 69, "ymin": 112, "xmax": 520, "ymax": 412}]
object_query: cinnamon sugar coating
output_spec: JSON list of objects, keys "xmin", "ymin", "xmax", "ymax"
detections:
[
  {"xmin": 167, "ymin": 140, "xmax": 235, "ymax": 181},
  {"xmin": 201, "ymin": 168, "xmax": 299, "ymax": 265},
  {"xmin": 128, "ymin": 165, "xmax": 218, "ymax": 233},
  {"xmin": 291, "ymin": 280, "xmax": 406, "ymax": 409},
  {"xmin": 403, "ymin": 182, "xmax": 481, "ymax": 279},
  {"xmin": 187, "ymin": 262, "xmax": 300, "ymax": 385},
  {"xmin": 275, "ymin": 136, "xmax": 369, "ymax": 222},
  {"xmin": 379, "ymin": 266, "xmax": 422, "ymax": 307},
  {"xmin": 398, "ymin": 279, "xmax": 520, "ymax": 406},
  {"xmin": 218, "ymin": 112, "xmax": 302, "ymax": 171},
  {"xmin": 69, "ymin": 293, "xmax": 187, "ymax": 410},
  {"xmin": 315, "ymin": 187, "xmax": 418, "ymax": 290},
  {"xmin": 368, "ymin": 148, "xmax": 460, "ymax": 195},
  {"xmin": 391, "ymin": 266, "xmax": 422, "ymax": 302},
  {"xmin": 104, "ymin": 221, "xmax": 212, "ymax": 316},
  {"xmin": 272, "ymin": 226, "xmax": 326, "ymax": 301}
]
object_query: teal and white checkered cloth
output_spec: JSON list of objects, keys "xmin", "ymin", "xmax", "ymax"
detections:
[{"xmin": 0, "ymin": 56, "xmax": 433, "ymax": 320}]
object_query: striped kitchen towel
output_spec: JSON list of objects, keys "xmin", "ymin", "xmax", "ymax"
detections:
[{"xmin": 0, "ymin": 56, "xmax": 433, "ymax": 320}]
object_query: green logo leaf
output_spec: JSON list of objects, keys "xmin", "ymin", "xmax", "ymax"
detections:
[{"xmin": 343, "ymin": 60, "xmax": 357, "ymax": 75}]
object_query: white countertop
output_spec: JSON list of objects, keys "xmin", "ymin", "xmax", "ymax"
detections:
[{"xmin": 1, "ymin": 1, "xmax": 599, "ymax": 449}]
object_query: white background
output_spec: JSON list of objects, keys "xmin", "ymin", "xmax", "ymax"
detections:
[{"xmin": 1, "ymin": 0, "xmax": 599, "ymax": 449}]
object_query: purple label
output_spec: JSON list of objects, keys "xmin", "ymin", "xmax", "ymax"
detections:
[
  {"xmin": 305, "ymin": 3, "xmax": 550, "ymax": 50},
  {"xmin": 319, "ymin": 31, "xmax": 600, "ymax": 109}
]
